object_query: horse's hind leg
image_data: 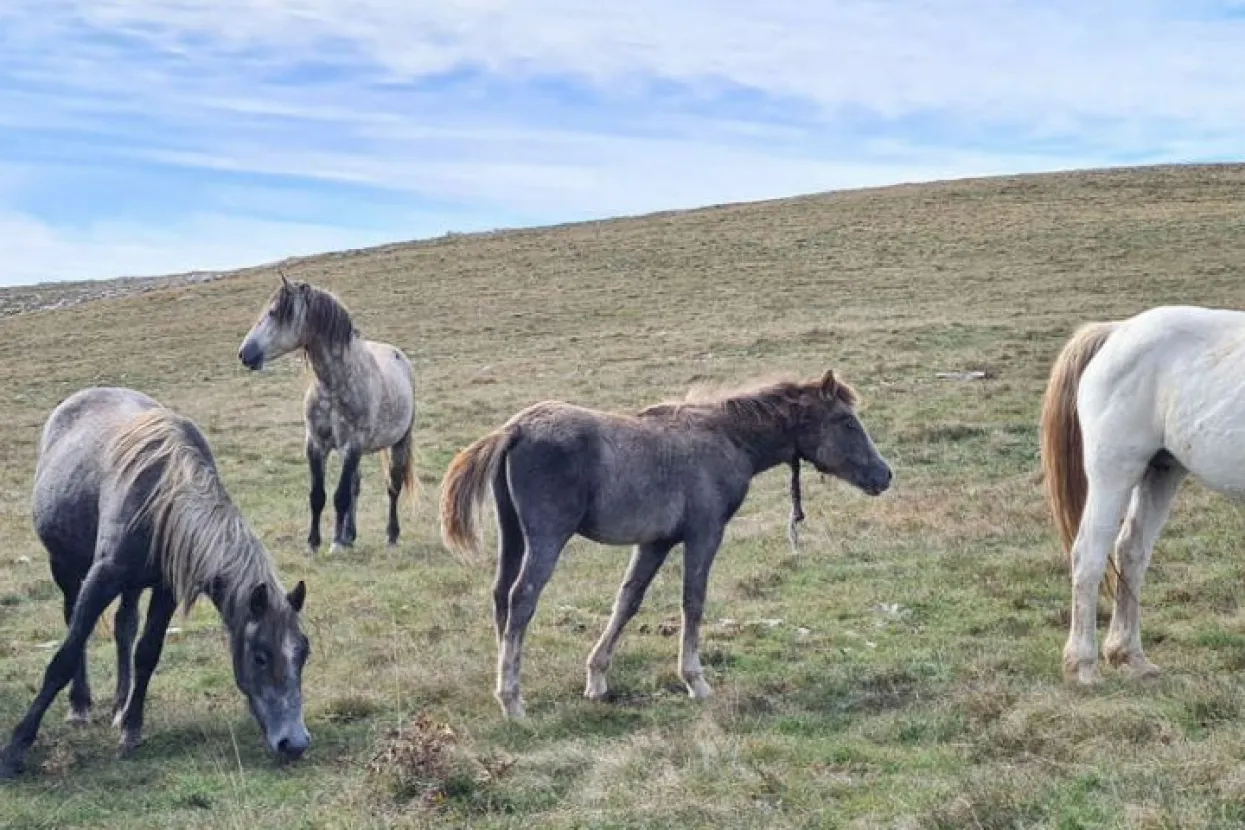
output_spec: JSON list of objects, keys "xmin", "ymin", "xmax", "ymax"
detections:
[
  {"xmin": 1103, "ymin": 461, "xmax": 1184, "ymax": 678},
  {"xmin": 679, "ymin": 528, "xmax": 725, "ymax": 700},
  {"xmin": 306, "ymin": 437, "xmax": 327, "ymax": 552},
  {"xmin": 492, "ymin": 464, "xmax": 525, "ymax": 643},
  {"xmin": 111, "ymin": 589, "xmax": 142, "ymax": 717},
  {"xmin": 114, "ymin": 586, "xmax": 176, "ymax": 754},
  {"xmin": 497, "ymin": 531, "xmax": 572, "ymax": 719},
  {"xmin": 386, "ymin": 430, "xmax": 413, "ymax": 546},
  {"xmin": 1064, "ymin": 458, "xmax": 1148, "ymax": 686},
  {"xmin": 585, "ymin": 540, "xmax": 675, "ymax": 701},
  {"xmin": 0, "ymin": 559, "xmax": 125, "ymax": 778},
  {"xmin": 49, "ymin": 558, "xmax": 92, "ymax": 724}
]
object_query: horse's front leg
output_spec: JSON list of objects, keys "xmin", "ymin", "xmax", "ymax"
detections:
[
  {"xmin": 585, "ymin": 540, "xmax": 675, "ymax": 701},
  {"xmin": 114, "ymin": 586, "xmax": 177, "ymax": 755},
  {"xmin": 331, "ymin": 445, "xmax": 362, "ymax": 553},
  {"xmin": 679, "ymin": 528, "xmax": 724, "ymax": 701},
  {"xmin": 1, "ymin": 560, "xmax": 125, "ymax": 778},
  {"xmin": 111, "ymin": 589, "xmax": 142, "ymax": 718},
  {"xmin": 306, "ymin": 437, "xmax": 327, "ymax": 553}
]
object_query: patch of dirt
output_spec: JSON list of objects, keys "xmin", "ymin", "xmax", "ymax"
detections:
[{"xmin": 0, "ymin": 271, "xmax": 227, "ymax": 319}]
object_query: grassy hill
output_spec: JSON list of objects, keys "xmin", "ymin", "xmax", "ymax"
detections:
[{"xmin": 3, "ymin": 163, "xmax": 1245, "ymax": 829}]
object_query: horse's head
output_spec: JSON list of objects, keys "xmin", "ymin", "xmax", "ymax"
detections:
[
  {"xmin": 795, "ymin": 370, "xmax": 892, "ymax": 496},
  {"xmin": 229, "ymin": 580, "xmax": 312, "ymax": 761},
  {"xmin": 238, "ymin": 273, "xmax": 309, "ymax": 370}
]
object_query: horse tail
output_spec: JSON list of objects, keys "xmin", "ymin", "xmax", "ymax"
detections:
[
  {"xmin": 379, "ymin": 434, "xmax": 421, "ymax": 515},
  {"xmin": 440, "ymin": 427, "xmax": 516, "ymax": 563},
  {"xmin": 1040, "ymin": 320, "xmax": 1118, "ymax": 564}
]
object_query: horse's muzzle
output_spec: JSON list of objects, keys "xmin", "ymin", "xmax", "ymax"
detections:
[
  {"xmin": 238, "ymin": 343, "xmax": 264, "ymax": 370},
  {"xmin": 270, "ymin": 726, "xmax": 311, "ymax": 761},
  {"xmin": 861, "ymin": 464, "xmax": 893, "ymax": 496}
]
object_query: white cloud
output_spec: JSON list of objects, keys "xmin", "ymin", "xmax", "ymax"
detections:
[
  {"xmin": 16, "ymin": 0, "xmax": 1245, "ymax": 127},
  {"xmin": 1, "ymin": 1, "xmax": 1244, "ymax": 284},
  {"xmin": 0, "ymin": 211, "xmax": 409, "ymax": 287}
]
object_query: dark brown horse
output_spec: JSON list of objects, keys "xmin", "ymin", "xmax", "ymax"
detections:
[{"xmin": 440, "ymin": 370, "xmax": 892, "ymax": 718}]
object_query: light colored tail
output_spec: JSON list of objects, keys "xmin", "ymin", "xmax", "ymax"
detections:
[
  {"xmin": 439, "ymin": 428, "xmax": 515, "ymax": 563},
  {"xmin": 1040, "ymin": 320, "xmax": 1118, "ymax": 572}
]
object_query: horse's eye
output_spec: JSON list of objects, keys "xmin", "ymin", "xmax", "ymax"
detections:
[{"xmin": 253, "ymin": 650, "xmax": 270, "ymax": 669}]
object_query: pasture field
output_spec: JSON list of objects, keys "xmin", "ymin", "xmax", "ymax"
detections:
[{"xmin": 3, "ymin": 164, "xmax": 1245, "ymax": 829}]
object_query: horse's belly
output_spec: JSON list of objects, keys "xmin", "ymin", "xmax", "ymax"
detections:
[
  {"xmin": 1177, "ymin": 451, "xmax": 1245, "ymax": 499},
  {"xmin": 580, "ymin": 500, "xmax": 683, "ymax": 547}
]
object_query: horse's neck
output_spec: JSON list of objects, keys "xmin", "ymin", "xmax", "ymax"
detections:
[
  {"xmin": 703, "ymin": 411, "xmax": 795, "ymax": 475},
  {"xmin": 305, "ymin": 335, "xmax": 369, "ymax": 397}
]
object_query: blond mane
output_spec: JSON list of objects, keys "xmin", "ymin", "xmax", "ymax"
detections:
[{"xmin": 109, "ymin": 408, "xmax": 282, "ymax": 614}]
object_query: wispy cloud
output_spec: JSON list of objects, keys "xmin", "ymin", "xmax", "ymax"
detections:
[{"xmin": 1, "ymin": 1, "xmax": 1243, "ymax": 285}]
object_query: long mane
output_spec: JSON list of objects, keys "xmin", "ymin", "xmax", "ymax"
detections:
[{"xmin": 109, "ymin": 408, "xmax": 282, "ymax": 615}]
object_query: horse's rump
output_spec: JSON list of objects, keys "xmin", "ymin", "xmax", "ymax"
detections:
[{"xmin": 1040, "ymin": 320, "xmax": 1118, "ymax": 558}]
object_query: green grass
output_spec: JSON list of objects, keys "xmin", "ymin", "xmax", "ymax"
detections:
[{"xmin": 5, "ymin": 163, "xmax": 1245, "ymax": 827}]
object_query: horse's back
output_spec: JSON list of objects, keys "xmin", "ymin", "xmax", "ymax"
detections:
[
  {"xmin": 366, "ymin": 338, "xmax": 415, "ymax": 442},
  {"xmin": 33, "ymin": 387, "xmax": 162, "ymax": 568},
  {"xmin": 504, "ymin": 401, "xmax": 748, "ymax": 545},
  {"xmin": 1083, "ymin": 306, "xmax": 1245, "ymax": 492}
]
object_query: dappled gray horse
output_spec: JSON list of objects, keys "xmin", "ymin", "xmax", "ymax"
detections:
[
  {"xmin": 239, "ymin": 275, "xmax": 417, "ymax": 552},
  {"xmin": 0, "ymin": 387, "xmax": 310, "ymax": 779},
  {"xmin": 440, "ymin": 370, "xmax": 892, "ymax": 718}
]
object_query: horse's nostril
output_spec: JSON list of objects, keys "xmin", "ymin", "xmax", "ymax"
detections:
[{"xmin": 277, "ymin": 735, "xmax": 308, "ymax": 759}]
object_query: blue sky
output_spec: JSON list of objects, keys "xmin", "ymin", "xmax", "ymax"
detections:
[{"xmin": 2, "ymin": 0, "xmax": 1244, "ymax": 286}]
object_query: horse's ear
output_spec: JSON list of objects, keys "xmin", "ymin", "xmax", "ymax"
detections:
[
  {"xmin": 287, "ymin": 580, "xmax": 306, "ymax": 614},
  {"xmin": 279, "ymin": 270, "xmax": 291, "ymax": 290},
  {"xmin": 249, "ymin": 583, "xmax": 269, "ymax": 620},
  {"xmin": 819, "ymin": 369, "xmax": 838, "ymax": 399}
]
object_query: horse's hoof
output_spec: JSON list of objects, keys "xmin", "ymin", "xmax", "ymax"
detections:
[
  {"xmin": 0, "ymin": 755, "xmax": 22, "ymax": 781},
  {"xmin": 1127, "ymin": 657, "xmax": 1161, "ymax": 680},
  {"xmin": 686, "ymin": 679, "xmax": 713, "ymax": 701},
  {"xmin": 387, "ymin": 539, "xmax": 399, "ymax": 548},
  {"xmin": 584, "ymin": 674, "xmax": 609, "ymax": 701},
  {"xmin": 118, "ymin": 729, "xmax": 142, "ymax": 757},
  {"xmin": 1063, "ymin": 663, "xmax": 1101, "ymax": 686},
  {"xmin": 328, "ymin": 542, "xmax": 343, "ymax": 555},
  {"xmin": 498, "ymin": 695, "xmax": 526, "ymax": 719},
  {"xmin": 111, "ymin": 710, "xmax": 126, "ymax": 730},
  {"xmin": 66, "ymin": 707, "xmax": 91, "ymax": 726}
]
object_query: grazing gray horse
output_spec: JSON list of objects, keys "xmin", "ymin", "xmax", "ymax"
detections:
[
  {"xmin": 0, "ymin": 387, "xmax": 311, "ymax": 779},
  {"xmin": 238, "ymin": 275, "xmax": 417, "ymax": 553},
  {"xmin": 440, "ymin": 370, "xmax": 892, "ymax": 718}
]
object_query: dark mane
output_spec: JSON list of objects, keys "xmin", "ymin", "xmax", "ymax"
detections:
[
  {"xmin": 272, "ymin": 281, "xmax": 357, "ymax": 347},
  {"xmin": 638, "ymin": 373, "xmax": 859, "ymax": 431}
]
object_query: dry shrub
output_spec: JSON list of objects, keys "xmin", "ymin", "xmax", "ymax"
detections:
[{"xmin": 367, "ymin": 712, "xmax": 515, "ymax": 809}]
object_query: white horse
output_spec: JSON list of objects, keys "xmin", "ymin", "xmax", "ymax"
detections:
[{"xmin": 1041, "ymin": 305, "xmax": 1245, "ymax": 685}]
